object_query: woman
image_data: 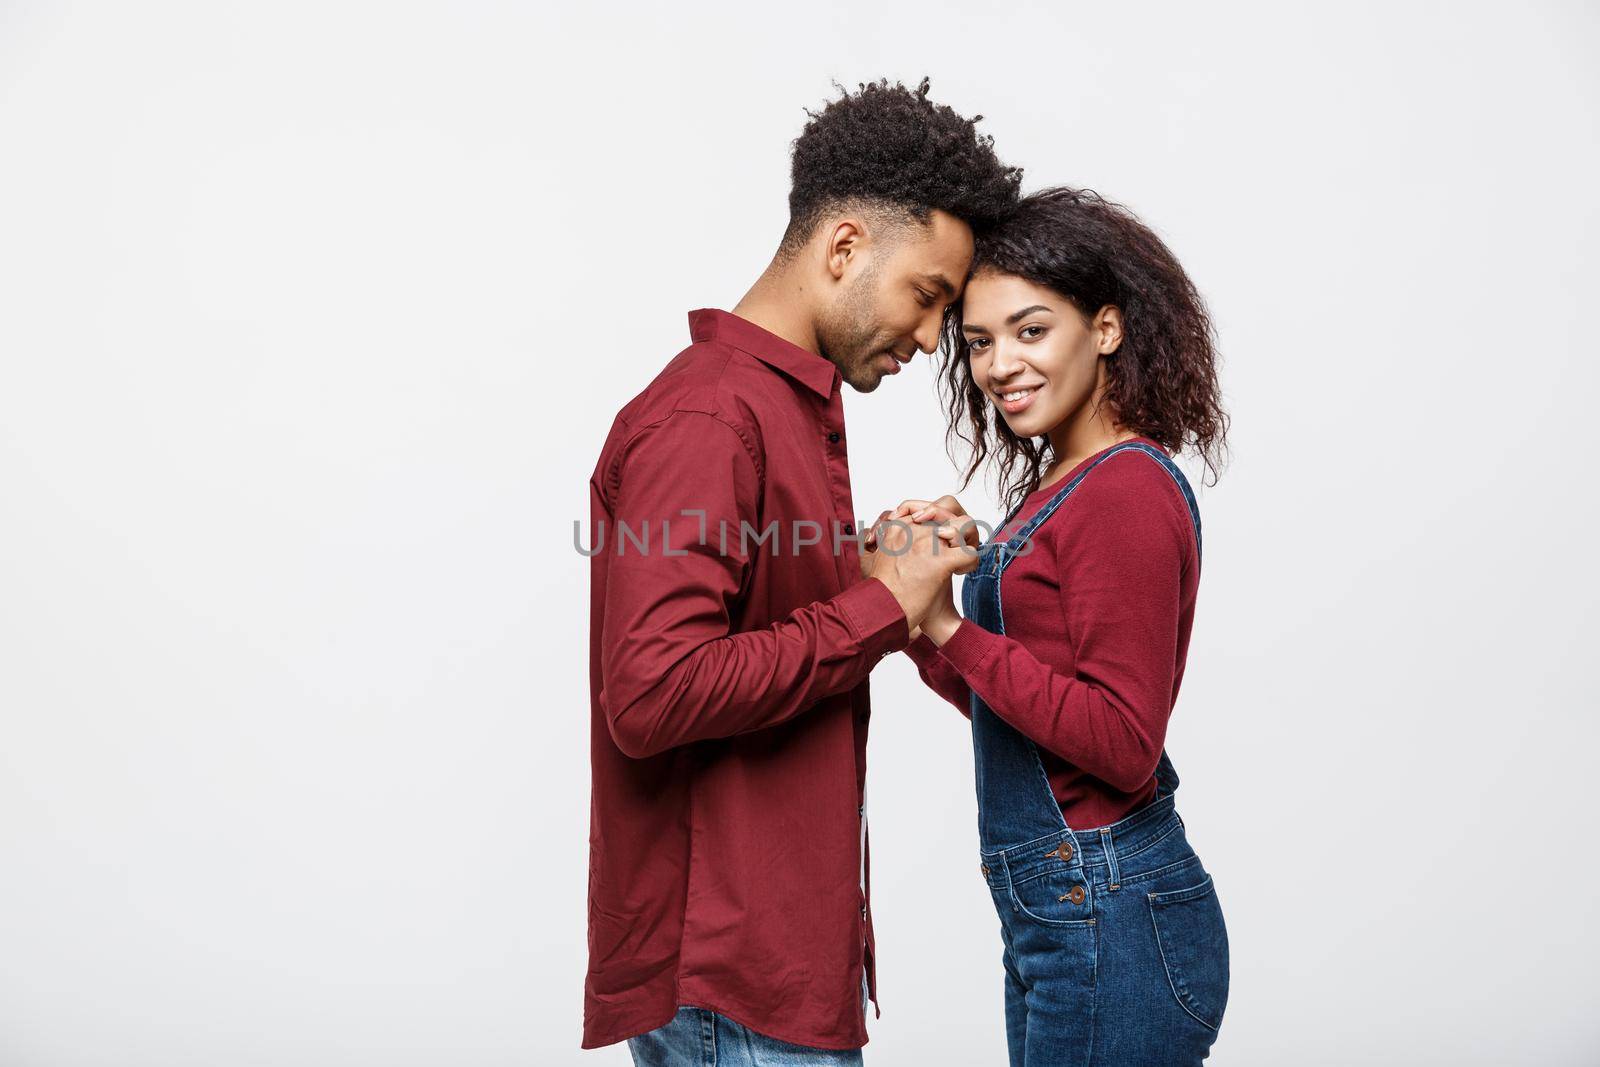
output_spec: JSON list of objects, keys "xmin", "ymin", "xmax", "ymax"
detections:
[{"xmin": 875, "ymin": 187, "xmax": 1231, "ymax": 1065}]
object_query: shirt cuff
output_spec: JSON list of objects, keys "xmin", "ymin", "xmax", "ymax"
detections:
[
  {"xmin": 903, "ymin": 632, "xmax": 943, "ymax": 668},
  {"xmin": 933, "ymin": 617, "xmax": 1000, "ymax": 678},
  {"xmin": 838, "ymin": 577, "xmax": 912, "ymax": 662}
]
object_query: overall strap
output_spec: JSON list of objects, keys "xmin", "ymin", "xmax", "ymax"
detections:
[
  {"xmin": 996, "ymin": 441, "xmax": 1201, "ymax": 567},
  {"xmin": 967, "ymin": 441, "xmax": 1200, "ymax": 851}
]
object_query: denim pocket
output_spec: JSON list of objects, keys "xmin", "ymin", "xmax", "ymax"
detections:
[
  {"xmin": 1146, "ymin": 873, "xmax": 1229, "ymax": 1030},
  {"xmin": 1006, "ymin": 867, "xmax": 1095, "ymax": 927}
]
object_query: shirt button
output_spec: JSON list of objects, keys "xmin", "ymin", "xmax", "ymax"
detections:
[
  {"xmin": 828, "ymin": 431, "xmax": 841, "ymax": 443},
  {"xmin": 843, "ymin": 522, "xmax": 854, "ymax": 534},
  {"xmin": 860, "ymin": 904, "xmax": 868, "ymax": 921}
]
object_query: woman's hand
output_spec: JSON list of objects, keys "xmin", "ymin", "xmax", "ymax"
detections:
[
  {"xmin": 866, "ymin": 496, "xmax": 983, "ymax": 560},
  {"xmin": 864, "ymin": 498, "xmax": 977, "ymax": 642},
  {"xmin": 919, "ymin": 572, "xmax": 963, "ymax": 645}
]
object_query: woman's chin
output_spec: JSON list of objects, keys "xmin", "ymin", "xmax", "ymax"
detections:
[{"xmin": 1002, "ymin": 412, "xmax": 1041, "ymax": 437}]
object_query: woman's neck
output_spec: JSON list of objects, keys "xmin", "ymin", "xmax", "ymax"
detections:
[{"xmin": 1039, "ymin": 408, "xmax": 1138, "ymax": 492}]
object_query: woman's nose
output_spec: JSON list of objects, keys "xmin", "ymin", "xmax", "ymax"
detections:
[{"xmin": 990, "ymin": 341, "xmax": 1023, "ymax": 377}]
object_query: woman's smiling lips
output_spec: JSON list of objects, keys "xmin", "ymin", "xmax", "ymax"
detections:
[{"xmin": 995, "ymin": 383, "xmax": 1043, "ymax": 415}]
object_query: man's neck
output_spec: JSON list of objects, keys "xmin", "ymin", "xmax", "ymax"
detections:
[{"xmin": 731, "ymin": 267, "xmax": 823, "ymax": 357}]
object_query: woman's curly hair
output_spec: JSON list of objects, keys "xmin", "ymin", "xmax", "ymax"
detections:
[
  {"xmin": 780, "ymin": 77, "xmax": 1022, "ymax": 255},
  {"xmin": 937, "ymin": 186, "xmax": 1231, "ymax": 517}
]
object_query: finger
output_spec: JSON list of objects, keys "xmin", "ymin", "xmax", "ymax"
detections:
[{"xmin": 864, "ymin": 508, "xmax": 892, "ymax": 546}]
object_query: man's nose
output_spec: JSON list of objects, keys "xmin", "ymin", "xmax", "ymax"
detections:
[{"xmin": 911, "ymin": 318, "xmax": 942, "ymax": 356}]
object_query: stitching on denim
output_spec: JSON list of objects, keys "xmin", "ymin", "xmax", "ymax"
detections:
[
  {"xmin": 1079, "ymin": 802, "xmax": 1174, "ymax": 860},
  {"xmin": 1007, "ymin": 887, "xmax": 1097, "ymax": 928},
  {"xmin": 980, "ymin": 826, "xmax": 1073, "ymax": 859},
  {"xmin": 1146, "ymin": 875, "xmax": 1221, "ymax": 1031},
  {"xmin": 1101, "ymin": 826, "xmax": 1121, "ymax": 889},
  {"xmin": 992, "ymin": 554, "xmax": 1072, "ymax": 839},
  {"xmin": 1116, "ymin": 852, "xmax": 1202, "ymax": 890},
  {"xmin": 1087, "ymin": 912, "xmax": 1100, "ymax": 1054},
  {"xmin": 1147, "ymin": 872, "xmax": 1215, "ymax": 906},
  {"xmin": 1009, "ymin": 864, "xmax": 1082, "ymax": 889},
  {"xmin": 1106, "ymin": 816, "xmax": 1185, "ymax": 866}
]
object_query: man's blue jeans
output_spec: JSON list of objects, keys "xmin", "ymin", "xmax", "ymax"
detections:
[{"xmin": 627, "ymin": 976, "xmax": 869, "ymax": 1066}]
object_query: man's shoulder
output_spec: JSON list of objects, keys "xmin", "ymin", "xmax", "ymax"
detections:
[{"xmin": 591, "ymin": 339, "xmax": 768, "ymax": 499}]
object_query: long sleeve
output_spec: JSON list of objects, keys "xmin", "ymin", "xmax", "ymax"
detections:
[
  {"xmin": 598, "ymin": 410, "xmax": 910, "ymax": 759},
  {"xmin": 903, "ymin": 632, "xmax": 972, "ymax": 717},
  {"xmin": 927, "ymin": 466, "xmax": 1191, "ymax": 793}
]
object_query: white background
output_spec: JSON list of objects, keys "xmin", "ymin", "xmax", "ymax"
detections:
[{"xmin": 2, "ymin": 2, "xmax": 1597, "ymax": 1064}]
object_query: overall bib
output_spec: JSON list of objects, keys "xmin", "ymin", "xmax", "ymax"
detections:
[{"xmin": 961, "ymin": 442, "xmax": 1229, "ymax": 1067}]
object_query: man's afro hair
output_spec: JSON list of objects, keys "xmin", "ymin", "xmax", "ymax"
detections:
[{"xmin": 781, "ymin": 76, "xmax": 1023, "ymax": 253}]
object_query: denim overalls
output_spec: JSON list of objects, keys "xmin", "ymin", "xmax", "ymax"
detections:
[{"xmin": 961, "ymin": 442, "xmax": 1229, "ymax": 1067}]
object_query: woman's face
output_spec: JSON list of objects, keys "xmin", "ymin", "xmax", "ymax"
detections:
[{"xmin": 959, "ymin": 270, "xmax": 1122, "ymax": 440}]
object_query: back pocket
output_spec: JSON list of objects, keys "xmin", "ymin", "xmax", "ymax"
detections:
[{"xmin": 1147, "ymin": 873, "xmax": 1229, "ymax": 1030}]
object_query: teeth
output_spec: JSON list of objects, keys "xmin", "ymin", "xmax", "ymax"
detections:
[{"xmin": 1001, "ymin": 388, "xmax": 1037, "ymax": 402}]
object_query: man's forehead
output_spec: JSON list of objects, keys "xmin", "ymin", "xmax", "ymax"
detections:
[{"xmin": 893, "ymin": 211, "xmax": 974, "ymax": 283}]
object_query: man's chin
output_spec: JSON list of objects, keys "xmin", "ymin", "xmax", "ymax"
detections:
[{"xmin": 843, "ymin": 366, "xmax": 886, "ymax": 394}]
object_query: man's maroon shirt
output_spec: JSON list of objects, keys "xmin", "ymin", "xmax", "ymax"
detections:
[{"xmin": 583, "ymin": 308, "xmax": 911, "ymax": 1050}]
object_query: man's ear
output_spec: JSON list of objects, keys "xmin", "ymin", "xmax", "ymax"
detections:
[
  {"xmin": 1096, "ymin": 305, "xmax": 1125, "ymax": 356},
  {"xmin": 824, "ymin": 218, "xmax": 867, "ymax": 282}
]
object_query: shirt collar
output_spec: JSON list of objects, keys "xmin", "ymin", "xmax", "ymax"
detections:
[{"xmin": 688, "ymin": 308, "xmax": 840, "ymax": 399}]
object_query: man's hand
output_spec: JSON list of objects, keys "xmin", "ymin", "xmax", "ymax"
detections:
[
  {"xmin": 862, "ymin": 506, "xmax": 979, "ymax": 633},
  {"xmin": 866, "ymin": 496, "xmax": 983, "ymax": 554}
]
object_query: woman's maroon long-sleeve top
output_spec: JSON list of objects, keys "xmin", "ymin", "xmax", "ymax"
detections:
[{"xmin": 904, "ymin": 439, "xmax": 1201, "ymax": 830}]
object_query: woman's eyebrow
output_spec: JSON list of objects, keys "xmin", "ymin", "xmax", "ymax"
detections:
[
  {"xmin": 965, "ymin": 304, "xmax": 1055, "ymax": 333},
  {"xmin": 1004, "ymin": 304, "xmax": 1052, "ymax": 326}
]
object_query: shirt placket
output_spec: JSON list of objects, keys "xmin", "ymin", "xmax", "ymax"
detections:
[{"xmin": 817, "ymin": 380, "xmax": 872, "ymax": 989}]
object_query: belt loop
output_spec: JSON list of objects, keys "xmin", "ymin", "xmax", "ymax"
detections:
[{"xmin": 1100, "ymin": 826, "xmax": 1120, "ymax": 890}]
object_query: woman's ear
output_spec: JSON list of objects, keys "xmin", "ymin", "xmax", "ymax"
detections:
[{"xmin": 1095, "ymin": 305, "xmax": 1125, "ymax": 356}]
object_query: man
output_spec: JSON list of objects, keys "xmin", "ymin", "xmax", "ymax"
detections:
[{"xmin": 584, "ymin": 78, "xmax": 1021, "ymax": 1063}]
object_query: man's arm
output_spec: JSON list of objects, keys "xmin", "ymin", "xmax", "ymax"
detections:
[{"xmin": 598, "ymin": 410, "xmax": 910, "ymax": 759}]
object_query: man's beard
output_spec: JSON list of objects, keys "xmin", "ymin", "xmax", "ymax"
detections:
[{"xmin": 818, "ymin": 269, "xmax": 896, "ymax": 392}]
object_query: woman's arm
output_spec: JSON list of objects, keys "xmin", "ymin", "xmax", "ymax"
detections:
[
  {"xmin": 903, "ymin": 631, "xmax": 972, "ymax": 717},
  {"xmin": 921, "ymin": 465, "xmax": 1192, "ymax": 792},
  {"xmin": 868, "ymin": 500, "xmax": 979, "ymax": 717}
]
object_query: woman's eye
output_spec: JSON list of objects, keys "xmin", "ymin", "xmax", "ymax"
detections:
[
  {"xmin": 1020, "ymin": 325, "xmax": 1046, "ymax": 340},
  {"xmin": 967, "ymin": 337, "xmax": 989, "ymax": 351}
]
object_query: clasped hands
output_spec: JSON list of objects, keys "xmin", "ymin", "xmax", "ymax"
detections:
[{"xmin": 858, "ymin": 495, "xmax": 981, "ymax": 646}]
